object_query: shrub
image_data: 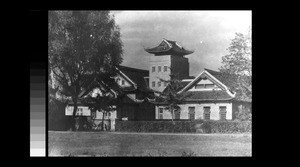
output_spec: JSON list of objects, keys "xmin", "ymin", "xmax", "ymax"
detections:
[
  {"xmin": 210, "ymin": 120, "xmax": 252, "ymax": 133},
  {"xmin": 182, "ymin": 151, "xmax": 197, "ymax": 157},
  {"xmin": 115, "ymin": 120, "xmax": 251, "ymax": 133}
]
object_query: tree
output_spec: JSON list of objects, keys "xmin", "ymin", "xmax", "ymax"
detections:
[
  {"xmin": 82, "ymin": 77, "xmax": 122, "ymax": 131},
  {"xmin": 219, "ymin": 31, "xmax": 252, "ymax": 102},
  {"xmin": 156, "ymin": 68, "xmax": 190, "ymax": 125},
  {"xmin": 219, "ymin": 30, "xmax": 252, "ymax": 120},
  {"xmin": 48, "ymin": 11, "xmax": 123, "ymax": 131}
]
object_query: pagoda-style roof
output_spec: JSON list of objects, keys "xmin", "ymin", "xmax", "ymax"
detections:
[{"xmin": 145, "ymin": 39, "xmax": 194, "ymax": 56}]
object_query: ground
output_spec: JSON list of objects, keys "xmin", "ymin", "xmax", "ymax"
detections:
[{"xmin": 48, "ymin": 131, "xmax": 252, "ymax": 156}]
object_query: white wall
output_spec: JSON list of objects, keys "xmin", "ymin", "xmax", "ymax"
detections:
[
  {"xmin": 65, "ymin": 106, "xmax": 91, "ymax": 116},
  {"xmin": 155, "ymin": 106, "xmax": 173, "ymax": 119},
  {"xmin": 94, "ymin": 110, "xmax": 117, "ymax": 120},
  {"xmin": 65, "ymin": 106, "xmax": 116, "ymax": 120},
  {"xmin": 188, "ymin": 79, "xmax": 222, "ymax": 91},
  {"xmin": 115, "ymin": 74, "xmax": 132, "ymax": 87},
  {"xmin": 156, "ymin": 102, "xmax": 232, "ymax": 120},
  {"xmin": 149, "ymin": 55, "xmax": 171, "ymax": 92}
]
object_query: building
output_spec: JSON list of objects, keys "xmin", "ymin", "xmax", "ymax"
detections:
[
  {"xmin": 145, "ymin": 39, "xmax": 194, "ymax": 92},
  {"xmin": 64, "ymin": 65, "xmax": 155, "ymax": 130},
  {"xmin": 145, "ymin": 39, "xmax": 242, "ymax": 121},
  {"xmin": 60, "ymin": 38, "xmax": 249, "ymax": 131}
]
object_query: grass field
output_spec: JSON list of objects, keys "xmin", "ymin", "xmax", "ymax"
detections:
[{"xmin": 48, "ymin": 131, "xmax": 251, "ymax": 156}]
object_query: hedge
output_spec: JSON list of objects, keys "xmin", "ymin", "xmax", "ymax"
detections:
[{"xmin": 115, "ymin": 120, "xmax": 251, "ymax": 133}]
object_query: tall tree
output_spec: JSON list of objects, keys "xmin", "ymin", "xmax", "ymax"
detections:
[
  {"xmin": 82, "ymin": 77, "xmax": 122, "ymax": 131},
  {"xmin": 219, "ymin": 30, "xmax": 252, "ymax": 121},
  {"xmin": 156, "ymin": 68, "xmax": 190, "ymax": 125},
  {"xmin": 219, "ymin": 31, "xmax": 252, "ymax": 102},
  {"xmin": 48, "ymin": 11, "xmax": 123, "ymax": 130}
]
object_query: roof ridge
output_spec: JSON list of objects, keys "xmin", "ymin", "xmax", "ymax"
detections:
[
  {"xmin": 164, "ymin": 39, "xmax": 176, "ymax": 43},
  {"xmin": 204, "ymin": 68, "xmax": 220, "ymax": 73},
  {"xmin": 118, "ymin": 65, "xmax": 148, "ymax": 73}
]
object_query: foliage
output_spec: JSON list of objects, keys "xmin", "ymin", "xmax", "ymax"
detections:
[
  {"xmin": 48, "ymin": 11, "xmax": 123, "ymax": 130},
  {"xmin": 210, "ymin": 120, "xmax": 252, "ymax": 133},
  {"xmin": 48, "ymin": 88, "xmax": 71, "ymax": 130},
  {"xmin": 155, "ymin": 68, "xmax": 191, "ymax": 124},
  {"xmin": 235, "ymin": 105, "xmax": 252, "ymax": 121},
  {"xmin": 115, "ymin": 120, "xmax": 251, "ymax": 133},
  {"xmin": 219, "ymin": 31, "xmax": 252, "ymax": 102},
  {"xmin": 82, "ymin": 82, "xmax": 121, "ymax": 131},
  {"xmin": 181, "ymin": 151, "xmax": 198, "ymax": 157}
]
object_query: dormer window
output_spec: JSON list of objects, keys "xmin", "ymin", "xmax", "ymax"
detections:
[
  {"xmin": 195, "ymin": 84, "xmax": 205, "ymax": 89},
  {"xmin": 195, "ymin": 84, "xmax": 215, "ymax": 89},
  {"xmin": 205, "ymin": 84, "xmax": 214, "ymax": 88}
]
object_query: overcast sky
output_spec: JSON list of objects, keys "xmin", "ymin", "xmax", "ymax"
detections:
[{"xmin": 111, "ymin": 11, "xmax": 251, "ymax": 77}]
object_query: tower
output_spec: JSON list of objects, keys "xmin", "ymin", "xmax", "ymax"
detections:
[{"xmin": 145, "ymin": 39, "xmax": 194, "ymax": 92}]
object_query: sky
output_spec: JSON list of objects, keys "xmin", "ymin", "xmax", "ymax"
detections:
[{"xmin": 111, "ymin": 11, "xmax": 251, "ymax": 77}]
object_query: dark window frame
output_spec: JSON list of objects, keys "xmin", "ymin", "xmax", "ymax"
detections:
[
  {"xmin": 158, "ymin": 66, "xmax": 161, "ymax": 72},
  {"xmin": 219, "ymin": 106, "xmax": 227, "ymax": 120},
  {"xmin": 158, "ymin": 108, "xmax": 164, "ymax": 119},
  {"xmin": 188, "ymin": 106, "xmax": 195, "ymax": 120},
  {"xmin": 203, "ymin": 106, "xmax": 211, "ymax": 120},
  {"xmin": 174, "ymin": 109, "xmax": 181, "ymax": 119},
  {"xmin": 164, "ymin": 66, "xmax": 168, "ymax": 72}
]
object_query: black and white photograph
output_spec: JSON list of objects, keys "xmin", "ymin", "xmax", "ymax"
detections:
[{"xmin": 48, "ymin": 10, "xmax": 252, "ymax": 157}]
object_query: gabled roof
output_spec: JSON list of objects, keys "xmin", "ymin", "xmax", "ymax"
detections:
[
  {"xmin": 145, "ymin": 39, "xmax": 194, "ymax": 56},
  {"xmin": 183, "ymin": 91, "xmax": 233, "ymax": 101},
  {"xmin": 204, "ymin": 68, "xmax": 237, "ymax": 89},
  {"xmin": 117, "ymin": 65, "xmax": 151, "ymax": 92},
  {"xmin": 178, "ymin": 68, "xmax": 236, "ymax": 100}
]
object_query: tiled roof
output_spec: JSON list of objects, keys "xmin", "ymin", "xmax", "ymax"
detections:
[
  {"xmin": 145, "ymin": 39, "xmax": 194, "ymax": 56},
  {"xmin": 204, "ymin": 68, "xmax": 237, "ymax": 89},
  {"xmin": 183, "ymin": 90, "xmax": 233, "ymax": 101},
  {"xmin": 180, "ymin": 81, "xmax": 191, "ymax": 89},
  {"xmin": 118, "ymin": 66, "xmax": 151, "ymax": 92}
]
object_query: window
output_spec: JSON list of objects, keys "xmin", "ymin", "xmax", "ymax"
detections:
[
  {"xmin": 158, "ymin": 81, "xmax": 161, "ymax": 87},
  {"xmin": 121, "ymin": 80, "xmax": 125, "ymax": 85},
  {"xmin": 195, "ymin": 84, "xmax": 205, "ymax": 89},
  {"xmin": 188, "ymin": 106, "xmax": 195, "ymax": 120},
  {"xmin": 152, "ymin": 66, "xmax": 155, "ymax": 72},
  {"xmin": 152, "ymin": 81, "xmax": 155, "ymax": 87},
  {"xmin": 195, "ymin": 84, "xmax": 215, "ymax": 89},
  {"xmin": 164, "ymin": 66, "xmax": 168, "ymax": 72},
  {"xmin": 91, "ymin": 112, "xmax": 96, "ymax": 118},
  {"xmin": 77, "ymin": 108, "xmax": 83, "ymax": 116},
  {"xmin": 174, "ymin": 109, "xmax": 181, "ymax": 119},
  {"xmin": 164, "ymin": 82, "xmax": 167, "ymax": 87},
  {"xmin": 158, "ymin": 66, "xmax": 161, "ymax": 72},
  {"xmin": 219, "ymin": 106, "xmax": 227, "ymax": 120},
  {"xmin": 203, "ymin": 107, "xmax": 211, "ymax": 120},
  {"xmin": 159, "ymin": 108, "xmax": 163, "ymax": 119},
  {"xmin": 205, "ymin": 84, "xmax": 214, "ymax": 88}
]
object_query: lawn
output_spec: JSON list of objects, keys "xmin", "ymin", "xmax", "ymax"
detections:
[{"xmin": 48, "ymin": 131, "xmax": 252, "ymax": 156}]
